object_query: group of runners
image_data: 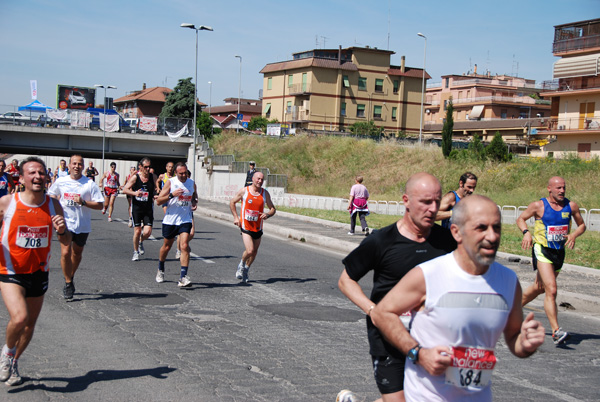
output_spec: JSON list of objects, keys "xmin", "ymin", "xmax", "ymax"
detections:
[
  {"xmin": 0, "ymin": 156, "xmax": 587, "ymax": 398},
  {"xmin": 340, "ymin": 171, "xmax": 586, "ymax": 401}
]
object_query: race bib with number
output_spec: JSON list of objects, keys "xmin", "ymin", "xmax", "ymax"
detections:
[
  {"xmin": 445, "ymin": 346, "xmax": 496, "ymax": 391},
  {"xmin": 136, "ymin": 191, "xmax": 149, "ymax": 202},
  {"xmin": 244, "ymin": 210, "xmax": 260, "ymax": 222},
  {"xmin": 400, "ymin": 311, "xmax": 411, "ymax": 329},
  {"xmin": 64, "ymin": 192, "xmax": 81, "ymax": 207},
  {"xmin": 547, "ymin": 225, "xmax": 568, "ymax": 242},
  {"xmin": 178, "ymin": 194, "xmax": 192, "ymax": 207},
  {"xmin": 0, "ymin": 182, "xmax": 6, "ymax": 190},
  {"xmin": 16, "ymin": 225, "xmax": 50, "ymax": 249}
]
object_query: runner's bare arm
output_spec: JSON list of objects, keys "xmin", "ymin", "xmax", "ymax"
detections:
[
  {"xmin": 434, "ymin": 192, "xmax": 456, "ymax": 222},
  {"xmin": 191, "ymin": 183, "xmax": 198, "ymax": 211},
  {"xmin": 155, "ymin": 180, "xmax": 172, "ymax": 206},
  {"xmin": 121, "ymin": 174, "xmax": 139, "ymax": 197},
  {"xmin": 565, "ymin": 201, "xmax": 586, "ymax": 249},
  {"xmin": 0, "ymin": 194, "xmax": 11, "ymax": 220},
  {"xmin": 372, "ymin": 267, "xmax": 452, "ymax": 376},
  {"xmin": 338, "ymin": 269, "xmax": 376, "ymax": 316},
  {"xmin": 517, "ymin": 200, "xmax": 542, "ymax": 249},
  {"xmin": 261, "ymin": 190, "xmax": 276, "ymax": 219},
  {"xmin": 51, "ymin": 198, "xmax": 71, "ymax": 246},
  {"xmin": 504, "ymin": 282, "xmax": 545, "ymax": 357},
  {"xmin": 229, "ymin": 188, "xmax": 245, "ymax": 225}
]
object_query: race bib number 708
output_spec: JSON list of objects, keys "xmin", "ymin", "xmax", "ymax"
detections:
[{"xmin": 16, "ymin": 225, "xmax": 50, "ymax": 249}]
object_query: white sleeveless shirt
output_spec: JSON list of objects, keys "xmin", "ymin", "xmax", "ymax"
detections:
[
  {"xmin": 162, "ymin": 177, "xmax": 194, "ymax": 226},
  {"xmin": 405, "ymin": 252, "xmax": 517, "ymax": 402}
]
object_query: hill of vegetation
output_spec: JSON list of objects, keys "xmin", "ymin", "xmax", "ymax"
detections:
[{"xmin": 210, "ymin": 131, "xmax": 600, "ymax": 210}]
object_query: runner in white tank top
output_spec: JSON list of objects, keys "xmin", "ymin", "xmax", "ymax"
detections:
[{"xmin": 372, "ymin": 195, "xmax": 545, "ymax": 402}]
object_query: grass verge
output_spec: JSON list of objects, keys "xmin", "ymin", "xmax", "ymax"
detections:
[{"xmin": 278, "ymin": 206, "xmax": 600, "ymax": 270}]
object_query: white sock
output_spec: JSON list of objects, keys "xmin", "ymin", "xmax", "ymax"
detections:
[{"xmin": 2, "ymin": 345, "xmax": 15, "ymax": 356}]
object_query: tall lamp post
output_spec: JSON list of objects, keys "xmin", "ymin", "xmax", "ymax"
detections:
[
  {"xmin": 235, "ymin": 55, "xmax": 242, "ymax": 133},
  {"xmin": 208, "ymin": 81, "xmax": 213, "ymax": 137},
  {"xmin": 181, "ymin": 22, "xmax": 213, "ymax": 184},
  {"xmin": 417, "ymin": 32, "xmax": 427, "ymax": 146},
  {"xmin": 93, "ymin": 84, "xmax": 116, "ymax": 175}
]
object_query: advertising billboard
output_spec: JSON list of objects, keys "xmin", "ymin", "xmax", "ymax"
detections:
[{"xmin": 57, "ymin": 85, "xmax": 96, "ymax": 110}]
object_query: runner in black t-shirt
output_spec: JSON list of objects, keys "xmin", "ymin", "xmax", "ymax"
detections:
[
  {"xmin": 339, "ymin": 172, "xmax": 457, "ymax": 401},
  {"xmin": 122, "ymin": 157, "xmax": 157, "ymax": 261}
]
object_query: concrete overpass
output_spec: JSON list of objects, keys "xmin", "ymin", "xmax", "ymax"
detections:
[{"xmin": 0, "ymin": 124, "xmax": 194, "ymax": 169}]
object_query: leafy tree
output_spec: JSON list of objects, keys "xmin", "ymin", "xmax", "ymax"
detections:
[
  {"xmin": 441, "ymin": 99, "xmax": 454, "ymax": 158},
  {"xmin": 160, "ymin": 77, "xmax": 196, "ymax": 119},
  {"xmin": 197, "ymin": 111, "xmax": 215, "ymax": 139},
  {"xmin": 468, "ymin": 133, "xmax": 486, "ymax": 160},
  {"xmin": 485, "ymin": 131, "xmax": 512, "ymax": 162},
  {"xmin": 248, "ymin": 116, "xmax": 270, "ymax": 132},
  {"xmin": 349, "ymin": 120, "xmax": 381, "ymax": 137}
]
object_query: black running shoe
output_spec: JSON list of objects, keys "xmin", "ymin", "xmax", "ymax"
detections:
[{"xmin": 63, "ymin": 281, "xmax": 75, "ymax": 300}]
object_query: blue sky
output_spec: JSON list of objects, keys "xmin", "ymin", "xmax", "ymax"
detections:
[{"xmin": 0, "ymin": 0, "xmax": 595, "ymax": 111}]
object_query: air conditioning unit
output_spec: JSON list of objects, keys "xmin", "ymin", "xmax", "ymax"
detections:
[
  {"xmin": 558, "ymin": 125, "xmax": 565, "ymax": 130},
  {"xmin": 303, "ymin": 100, "xmax": 310, "ymax": 111}
]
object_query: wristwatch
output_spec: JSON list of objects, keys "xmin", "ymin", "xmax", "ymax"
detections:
[
  {"xmin": 168, "ymin": 193, "xmax": 174, "ymax": 199},
  {"xmin": 407, "ymin": 345, "xmax": 422, "ymax": 364},
  {"xmin": 522, "ymin": 229, "xmax": 529, "ymax": 235}
]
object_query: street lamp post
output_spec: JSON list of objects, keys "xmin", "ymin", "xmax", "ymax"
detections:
[
  {"xmin": 181, "ymin": 22, "xmax": 213, "ymax": 184},
  {"xmin": 93, "ymin": 84, "xmax": 116, "ymax": 175},
  {"xmin": 235, "ymin": 55, "xmax": 242, "ymax": 133},
  {"xmin": 417, "ymin": 32, "xmax": 427, "ymax": 146},
  {"xmin": 208, "ymin": 81, "xmax": 213, "ymax": 137}
]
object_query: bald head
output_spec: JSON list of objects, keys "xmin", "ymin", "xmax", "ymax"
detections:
[
  {"xmin": 452, "ymin": 194, "xmax": 500, "ymax": 228},
  {"xmin": 548, "ymin": 176, "xmax": 565, "ymax": 187},
  {"xmin": 405, "ymin": 172, "xmax": 441, "ymax": 197}
]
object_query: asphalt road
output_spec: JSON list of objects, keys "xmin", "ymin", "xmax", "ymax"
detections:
[{"xmin": 0, "ymin": 197, "xmax": 598, "ymax": 401}]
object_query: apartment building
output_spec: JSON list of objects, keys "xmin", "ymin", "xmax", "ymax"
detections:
[
  {"xmin": 535, "ymin": 18, "xmax": 600, "ymax": 159},
  {"xmin": 260, "ymin": 46, "xmax": 428, "ymax": 135},
  {"xmin": 424, "ymin": 69, "xmax": 550, "ymax": 147}
]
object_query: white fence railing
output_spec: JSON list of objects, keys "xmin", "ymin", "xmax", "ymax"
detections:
[{"xmin": 202, "ymin": 194, "xmax": 599, "ymax": 232}]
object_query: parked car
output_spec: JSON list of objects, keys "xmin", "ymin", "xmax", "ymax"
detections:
[
  {"xmin": 68, "ymin": 91, "xmax": 87, "ymax": 105},
  {"xmin": 1, "ymin": 112, "xmax": 29, "ymax": 120}
]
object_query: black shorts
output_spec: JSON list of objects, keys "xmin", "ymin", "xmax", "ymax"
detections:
[
  {"xmin": 371, "ymin": 354, "xmax": 406, "ymax": 394},
  {"xmin": 132, "ymin": 207, "xmax": 154, "ymax": 227},
  {"xmin": 532, "ymin": 243, "xmax": 565, "ymax": 272},
  {"xmin": 69, "ymin": 231, "xmax": 89, "ymax": 248},
  {"xmin": 241, "ymin": 228, "xmax": 263, "ymax": 239},
  {"xmin": 0, "ymin": 270, "xmax": 49, "ymax": 298},
  {"xmin": 162, "ymin": 222, "xmax": 193, "ymax": 239}
]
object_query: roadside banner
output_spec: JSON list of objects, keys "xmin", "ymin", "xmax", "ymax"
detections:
[
  {"xmin": 99, "ymin": 113, "xmax": 119, "ymax": 132},
  {"xmin": 166, "ymin": 123, "xmax": 188, "ymax": 142},
  {"xmin": 139, "ymin": 116, "xmax": 158, "ymax": 132}
]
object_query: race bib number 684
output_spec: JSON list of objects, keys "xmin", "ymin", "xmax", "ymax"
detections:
[{"xmin": 445, "ymin": 346, "xmax": 496, "ymax": 391}]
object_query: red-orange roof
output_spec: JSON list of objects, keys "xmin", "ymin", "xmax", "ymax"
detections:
[{"xmin": 260, "ymin": 58, "xmax": 358, "ymax": 74}]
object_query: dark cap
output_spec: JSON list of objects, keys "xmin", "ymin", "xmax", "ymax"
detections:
[{"xmin": 249, "ymin": 161, "xmax": 256, "ymax": 166}]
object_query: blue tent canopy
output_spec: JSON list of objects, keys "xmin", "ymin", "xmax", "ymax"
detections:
[{"xmin": 18, "ymin": 99, "xmax": 53, "ymax": 113}]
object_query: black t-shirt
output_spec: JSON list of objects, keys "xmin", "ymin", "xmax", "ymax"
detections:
[
  {"xmin": 342, "ymin": 222, "xmax": 457, "ymax": 358},
  {"xmin": 131, "ymin": 173, "xmax": 156, "ymax": 210}
]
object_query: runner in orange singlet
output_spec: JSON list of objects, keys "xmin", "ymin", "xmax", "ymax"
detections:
[
  {"xmin": 0, "ymin": 157, "xmax": 69, "ymax": 386},
  {"xmin": 229, "ymin": 172, "xmax": 276, "ymax": 283}
]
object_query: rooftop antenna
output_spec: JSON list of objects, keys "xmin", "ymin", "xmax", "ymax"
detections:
[
  {"xmin": 321, "ymin": 36, "xmax": 329, "ymax": 48},
  {"xmin": 315, "ymin": 35, "xmax": 319, "ymax": 48},
  {"xmin": 486, "ymin": 50, "xmax": 490, "ymax": 76}
]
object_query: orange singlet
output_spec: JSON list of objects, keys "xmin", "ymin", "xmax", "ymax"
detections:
[
  {"xmin": 240, "ymin": 187, "xmax": 265, "ymax": 233},
  {"xmin": 0, "ymin": 193, "xmax": 56, "ymax": 275}
]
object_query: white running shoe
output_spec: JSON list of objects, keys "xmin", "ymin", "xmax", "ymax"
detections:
[
  {"xmin": 5, "ymin": 360, "xmax": 22, "ymax": 386},
  {"xmin": 101, "ymin": 208, "xmax": 106, "ymax": 215},
  {"xmin": 155, "ymin": 270, "xmax": 164, "ymax": 283},
  {"xmin": 0, "ymin": 350, "xmax": 13, "ymax": 382},
  {"xmin": 108, "ymin": 216, "xmax": 112, "ymax": 222},
  {"xmin": 132, "ymin": 251, "xmax": 140, "ymax": 261},
  {"xmin": 241, "ymin": 266, "xmax": 250, "ymax": 283},
  {"xmin": 178, "ymin": 275, "xmax": 192, "ymax": 287},
  {"xmin": 139, "ymin": 242, "xmax": 145, "ymax": 255},
  {"xmin": 236, "ymin": 260, "xmax": 244, "ymax": 280},
  {"xmin": 175, "ymin": 249, "xmax": 181, "ymax": 259}
]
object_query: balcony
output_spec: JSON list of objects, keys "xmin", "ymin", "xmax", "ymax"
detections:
[
  {"xmin": 289, "ymin": 83, "xmax": 312, "ymax": 95},
  {"xmin": 545, "ymin": 116, "xmax": 600, "ymax": 132},
  {"xmin": 553, "ymin": 34, "xmax": 600, "ymax": 55},
  {"xmin": 428, "ymin": 96, "xmax": 550, "ymax": 107},
  {"xmin": 287, "ymin": 106, "xmax": 310, "ymax": 122}
]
